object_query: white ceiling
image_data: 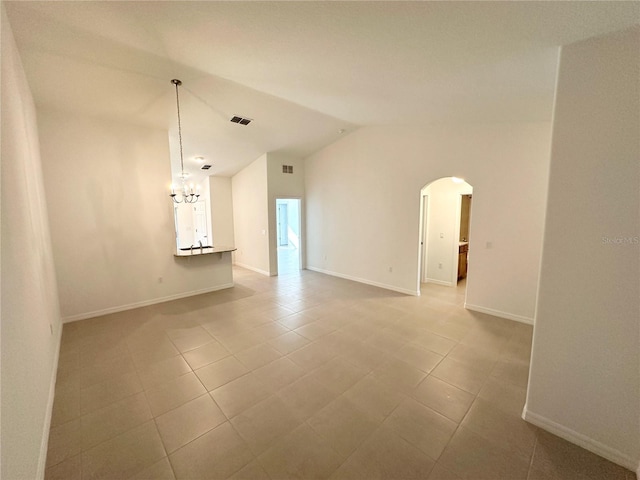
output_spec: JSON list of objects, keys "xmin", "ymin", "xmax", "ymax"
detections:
[{"xmin": 5, "ymin": 1, "xmax": 639, "ymax": 182}]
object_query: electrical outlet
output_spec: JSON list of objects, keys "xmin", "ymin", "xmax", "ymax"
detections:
[
  {"xmin": 388, "ymin": 267, "xmax": 393, "ymax": 273},
  {"xmin": 438, "ymin": 263, "xmax": 443, "ymax": 269},
  {"xmin": 158, "ymin": 277, "xmax": 163, "ymax": 284}
]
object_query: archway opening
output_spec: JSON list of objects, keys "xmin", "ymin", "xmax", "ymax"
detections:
[{"xmin": 418, "ymin": 176, "xmax": 473, "ymax": 296}]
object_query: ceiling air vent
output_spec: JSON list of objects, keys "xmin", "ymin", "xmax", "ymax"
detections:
[
  {"xmin": 201, "ymin": 164, "xmax": 212, "ymax": 170},
  {"xmin": 230, "ymin": 115, "xmax": 253, "ymax": 125},
  {"xmin": 282, "ymin": 165, "xmax": 293, "ymax": 174}
]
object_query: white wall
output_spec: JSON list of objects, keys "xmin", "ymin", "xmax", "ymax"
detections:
[
  {"xmin": 1, "ymin": 7, "xmax": 62, "ymax": 478},
  {"xmin": 422, "ymin": 178, "xmax": 473, "ymax": 286},
  {"xmin": 231, "ymin": 154, "xmax": 270, "ymax": 275},
  {"xmin": 525, "ymin": 27, "xmax": 640, "ymax": 472},
  {"xmin": 37, "ymin": 108, "xmax": 233, "ymax": 322},
  {"xmin": 267, "ymin": 153, "xmax": 305, "ymax": 275},
  {"xmin": 305, "ymin": 121, "xmax": 551, "ymax": 322},
  {"xmin": 209, "ymin": 176, "xmax": 235, "ymax": 247}
]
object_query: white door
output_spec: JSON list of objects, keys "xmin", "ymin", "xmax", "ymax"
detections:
[
  {"xmin": 193, "ymin": 202, "xmax": 208, "ymax": 245},
  {"xmin": 278, "ymin": 204, "xmax": 288, "ymax": 246},
  {"xmin": 421, "ymin": 195, "xmax": 429, "ymax": 283}
]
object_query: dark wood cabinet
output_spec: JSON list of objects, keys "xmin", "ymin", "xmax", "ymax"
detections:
[{"xmin": 458, "ymin": 243, "xmax": 468, "ymax": 280}]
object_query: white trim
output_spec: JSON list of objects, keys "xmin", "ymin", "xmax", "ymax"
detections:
[
  {"xmin": 233, "ymin": 262, "xmax": 271, "ymax": 277},
  {"xmin": 464, "ymin": 303, "xmax": 534, "ymax": 325},
  {"xmin": 62, "ymin": 283, "xmax": 234, "ymax": 323},
  {"xmin": 37, "ymin": 325, "xmax": 63, "ymax": 479},
  {"xmin": 307, "ymin": 266, "xmax": 419, "ymax": 296},
  {"xmin": 425, "ymin": 278, "xmax": 454, "ymax": 287},
  {"xmin": 523, "ymin": 407, "xmax": 640, "ymax": 474}
]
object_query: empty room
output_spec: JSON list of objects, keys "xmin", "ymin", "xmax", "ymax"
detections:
[{"xmin": 2, "ymin": 2, "xmax": 638, "ymax": 480}]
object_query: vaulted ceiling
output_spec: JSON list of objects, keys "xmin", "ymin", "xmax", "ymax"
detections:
[{"xmin": 5, "ymin": 1, "xmax": 639, "ymax": 181}]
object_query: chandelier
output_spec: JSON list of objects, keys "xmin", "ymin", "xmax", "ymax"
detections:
[{"xmin": 169, "ymin": 79, "xmax": 200, "ymax": 204}]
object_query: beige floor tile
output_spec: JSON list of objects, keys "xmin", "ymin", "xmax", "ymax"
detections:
[
  {"xmin": 52, "ymin": 267, "xmax": 615, "ymax": 480},
  {"xmin": 235, "ymin": 342, "xmax": 282, "ymax": 370},
  {"xmin": 278, "ymin": 312, "xmax": 317, "ymax": 329},
  {"xmin": 340, "ymin": 341, "xmax": 389, "ymax": 372},
  {"xmin": 145, "ymin": 372, "xmax": 207, "ymax": 417},
  {"xmin": 211, "ymin": 373, "xmax": 272, "ymax": 418},
  {"xmin": 394, "ymin": 343, "xmax": 444, "ymax": 373},
  {"xmin": 412, "ymin": 375, "xmax": 474, "ymax": 423},
  {"xmin": 80, "ymin": 370, "xmax": 143, "ymax": 415},
  {"xmin": 194, "ymin": 356, "xmax": 249, "ymax": 391},
  {"xmin": 331, "ymin": 425, "xmax": 435, "ymax": 480},
  {"xmin": 428, "ymin": 463, "xmax": 462, "ymax": 479},
  {"xmin": 128, "ymin": 458, "xmax": 175, "ymax": 479},
  {"xmin": 431, "ymin": 357, "xmax": 489, "ymax": 395},
  {"xmin": 308, "ymin": 357, "xmax": 369, "ymax": 394},
  {"xmin": 51, "ymin": 384, "xmax": 81, "ymax": 427},
  {"xmin": 155, "ymin": 393, "xmax": 227, "ymax": 453},
  {"xmin": 477, "ymin": 376, "xmax": 527, "ymax": 416},
  {"xmin": 530, "ymin": 430, "xmax": 631, "ymax": 480},
  {"xmin": 344, "ymin": 376, "xmax": 405, "ymax": 422},
  {"xmin": 446, "ymin": 344, "xmax": 499, "ymax": 374},
  {"xmin": 82, "ymin": 421, "xmax": 166, "ymax": 480},
  {"xmin": 294, "ymin": 321, "xmax": 336, "ymax": 340},
  {"xmin": 253, "ymin": 357, "xmax": 305, "ymax": 390},
  {"xmin": 491, "ymin": 358, "xmax": 530, "ymax": 387},
  {"xmin": 258, "ymin": 423, "xmax": 342, "ymax": 480},
  {"xmin": 137, "ymin": 355, "xmax": 192, "ymax": 390},
  {"xmin": 268, "ymin": 331, "xmax": 310, "ymax": 355},
  {"xmin": 384, "ymin": 397, "xmax": 457, "ymax": 460},
  {"xmin": 182, "ymin": 341, "xmax": 230, "ymax": 370},
  {"xmin": 287, "ymin": 341, "xmax": 336, "ymax": 371},
  {"xmin": 228, "ymin": 460, "xmax": 271, "ymax": 480},
  {"xmin": 427, "ymin": 321, "xmax": 470, "ymax": 342},
  {"xmin": 169, "ymin": 422, "xmax": 253, "ymax": 480},
  {"xmin": 277, "ymin": 375, "xmax": 337, "ymax": 420},
  {"xmin": 46, "ymin": 418, "xmax": 82, "ymax": 468},
  {"xmin": 79, "ymin": 354, "xmax": 137, "ymax": 388},
  {"xmin": 252, "ymin": 322, "xmax": 291, "ymax": 341},
  {"xmin": 365, "ymin": 331, "xmax": 408, "ymax": 354},
  {"xmin": 216, "ymin": 330, "xmax": 264, "ymax": 353},
  {"xmin": 372, "ymin": 358, "xmax": 428, "ymax": 394},
  {"xmin": 230, "ymin": 395, "xmax": 301, "ymax": 455},
  {"xmin": 460, "ymin": 398, "xmax": 538, "ymax": 461},
  {"xmin": 414, "ymin": 331, "xmax": 457, "ymax": 356},
  {"xmin": 81, "ymin": 392, "xmax": 153, "ymax": 450},
  {"xmin": 438, "ymin": 427, "xmax": 530, "ymax": 480},
  {"xmin": 129, "ymin": 337, "xmax": 181, "ymax": 369},
  {"xmin": 307, "ymin": 396, "xmax": 379, "ymax": 459},
  {"xmin": 45, "ymin": 454, "xmax": 81, "ymax": 480},
  {"xmin": 166, "ymin": 326, "xmax": 215, "ymax": 353}
]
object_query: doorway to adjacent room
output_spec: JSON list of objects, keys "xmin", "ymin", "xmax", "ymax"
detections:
[{"xmin": 275, "ymin": 198, "xmax": 302, "ymax": 274}]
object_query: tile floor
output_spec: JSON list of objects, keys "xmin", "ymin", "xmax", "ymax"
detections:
[{"xmin": 46, "ymin": 267, "xmax": 634, "ymax": 480}]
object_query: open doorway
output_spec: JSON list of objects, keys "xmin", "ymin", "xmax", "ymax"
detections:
[
  {"xmin": 418, "ymin": 177, "xmax": 473, "ymax": 294},
  {"xmin": 276, "ymin": 198, "xmax": 301, "ymax": 274}
]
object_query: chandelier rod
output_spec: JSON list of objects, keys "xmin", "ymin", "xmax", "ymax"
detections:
[{"xmin": 171, "ymin": 79, "xmax": 185, "ymax": 177}]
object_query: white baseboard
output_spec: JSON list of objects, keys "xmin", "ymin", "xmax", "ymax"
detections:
[
  {"xmin": 425, "ymin": 278, "xmax": 454, "ymax": 287},
  {"xmin": 523, "ymin": 407, "xmax": 639, "ymax": 474},
  {"xmin": 37, "ymin": 324, "xmax": 63, "ymax": 479},
  {"xmin": 62, "ymin": 283, "xmax": 234, "ymax": 323},
  {"xmin": 307, "ymin": 266, "xmax": 419, "ymax": 296},
  {"xmin": 233, "ymin": 262, "xmax": 271, "ymax": 277},
  {"xmin": 464, "ymin": 303, "xmax": 534, "ymax": 325}
]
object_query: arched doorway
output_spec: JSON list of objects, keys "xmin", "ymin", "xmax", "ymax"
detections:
[{"xmin": 418, "ymin": 177, "xmax": 473, "ymax": 295}]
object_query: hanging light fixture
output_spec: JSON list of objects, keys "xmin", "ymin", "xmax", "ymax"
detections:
[{"xmin": 169, "ymin": 79, "xmax": 200, "ymax": 204}]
